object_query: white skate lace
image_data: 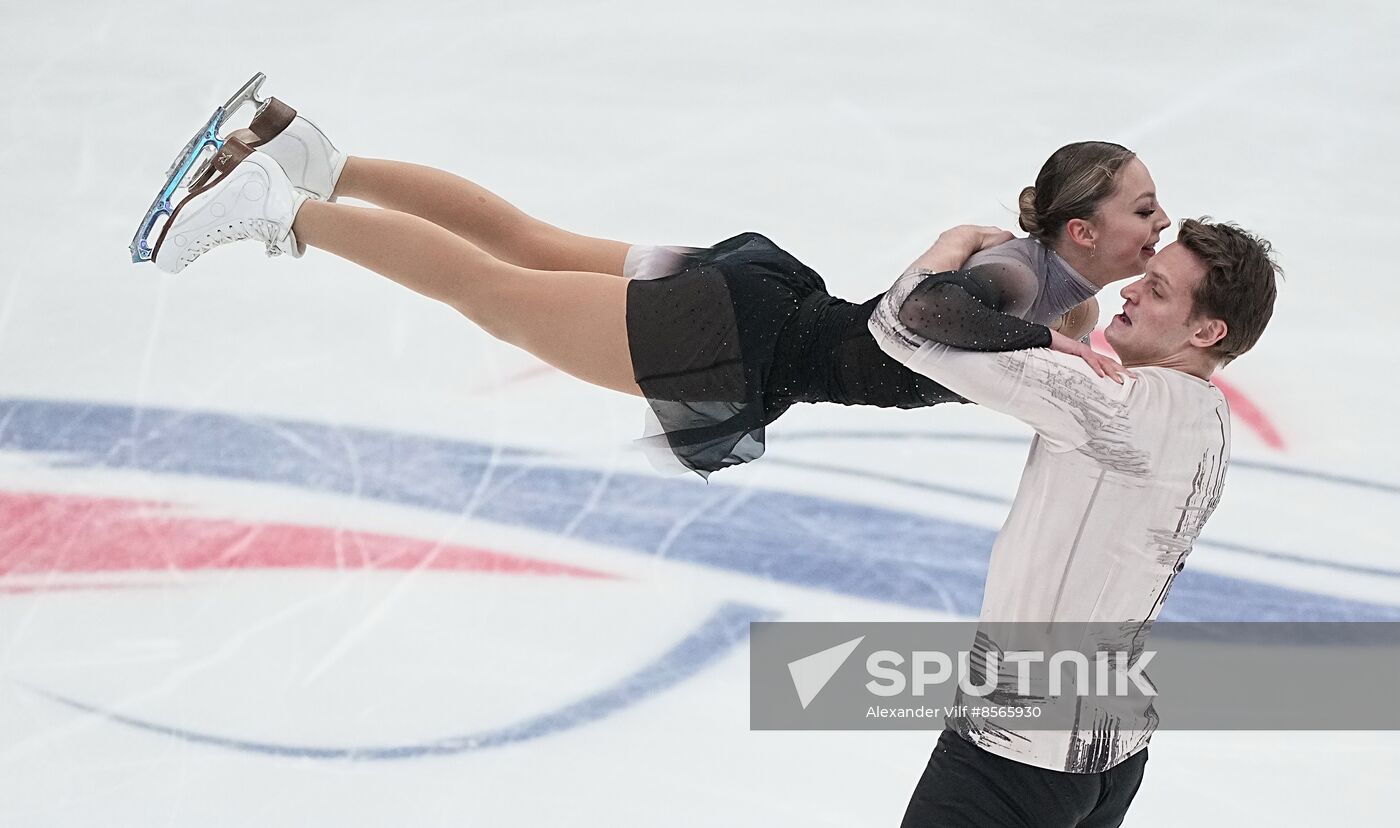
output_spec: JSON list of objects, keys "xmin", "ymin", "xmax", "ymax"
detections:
[{"xmin": 179, "ymin": 219, "xmax": 290, "ymax": 265}]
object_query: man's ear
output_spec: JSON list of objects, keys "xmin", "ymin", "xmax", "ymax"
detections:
[{"xmin": 1192, "ymin": 317, "xmax": 1228, "ymax": 350}]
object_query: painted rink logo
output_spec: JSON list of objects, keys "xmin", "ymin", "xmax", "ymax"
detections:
[{"xmin": 1, "ymin": 397, "xmax": 1397, "ymax": 760}]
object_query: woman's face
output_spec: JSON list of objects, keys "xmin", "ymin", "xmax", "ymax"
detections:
[{"xmin": 1083, "ymin": 157, "xmax": 1171, "ymax": 280}]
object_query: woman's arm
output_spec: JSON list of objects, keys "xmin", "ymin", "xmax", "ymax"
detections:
[
  {"xmin": 871, "ymin": 225, "xmax": 1128, "ymax": 378},
  {"xmin": 887, "ymin": 226, "xmax": 1051, "ymax": 351},
  {"xmin": 895, "ymin": 269, "xmax": 1053, "ymax": 351},
  {"xmin": 869, "ymin": 226, "xmax": 1037, "ymax": 360}
]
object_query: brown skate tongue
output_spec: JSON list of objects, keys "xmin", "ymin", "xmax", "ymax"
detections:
[
  {"xmin": 187, "ymin": 96, "xmax": 293, "ymax": 191},
  {"xmin": 246, "ymin": 97, "xmax": 296, "ymax": 144},
  {"xmin": 187, "ymin": 135, "xmax": 256, "ymax": 192}
]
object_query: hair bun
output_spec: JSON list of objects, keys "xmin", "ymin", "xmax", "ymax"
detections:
[{"xmin": 1017, "ymin": 186, "xmax": 1042, "ymax": 236}]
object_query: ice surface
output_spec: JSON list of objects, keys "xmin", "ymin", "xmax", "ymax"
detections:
[{"xmin": 0, "ymin": 1, "xmax": 1396, "ymax": 824}]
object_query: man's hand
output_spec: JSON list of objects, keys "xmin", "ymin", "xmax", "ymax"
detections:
[
  {"xmin": 905, "ymin": 225, "xmax": 1015, "ymax": 274},
  {"xmin": 1049, "ymin": 330, "xmax": 1132, "ymax": 384},
  {"xmin": 953, "ymin": 225, "xmax": 1016, "ymax": 254}
]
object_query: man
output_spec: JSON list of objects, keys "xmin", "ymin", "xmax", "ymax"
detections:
[{"xmin": 870, "ymin": 219, "xmax": 1281, "ymax": 827}]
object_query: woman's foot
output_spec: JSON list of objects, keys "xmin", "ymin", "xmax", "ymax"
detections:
[
  {"xmin": 190, "ymin": 97, "xmax": 346, "ymax": 203},
  {"xmin": 152, "ymin": 136, "xmax": 308, "ymax": 274}
]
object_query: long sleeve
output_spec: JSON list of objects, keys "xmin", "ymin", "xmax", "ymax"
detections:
[
  {"xmin": 899, "ymin": 344, "xmax": 1134, "ymax": 452},
  {"xmin": 868, "ymin": 263, "xmax": 1051, "ymax": 363},
  {"xmin": 897, "ymin": 269, "xmax": 1053, "ymax": 351}
]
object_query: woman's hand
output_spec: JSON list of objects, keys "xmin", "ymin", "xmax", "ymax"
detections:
[{"xmin": 1049, "ymin": 330, "xmax": 1133, "ymax": 384}]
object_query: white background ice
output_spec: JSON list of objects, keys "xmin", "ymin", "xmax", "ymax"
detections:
[{"xmin": 0, "ymin": 1, "xmax": 1396, "ymax": 824}]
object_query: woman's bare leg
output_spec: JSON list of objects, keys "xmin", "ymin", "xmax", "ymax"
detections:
[
  {"xmin": 332, "ymin": 157, "xmax": 632, "ymax": 277},
  {"xmin": 292, "ymin": 199, "xmax": 643, "ymax": 396}
]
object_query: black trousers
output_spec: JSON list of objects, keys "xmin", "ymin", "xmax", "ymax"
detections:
[{"xmin": 900, "ymin": 730, "xmax": 1148, "ymax": 828}]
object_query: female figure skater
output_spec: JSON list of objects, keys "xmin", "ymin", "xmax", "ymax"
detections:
[{"xmin": 151, "ymin": 100, "xmax": 1168, "ymax": 477}]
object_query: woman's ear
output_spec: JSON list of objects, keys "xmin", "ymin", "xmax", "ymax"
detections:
[{"xmin": 1064, "ymin": 217, "xmax": 1096, "ymax": 251}]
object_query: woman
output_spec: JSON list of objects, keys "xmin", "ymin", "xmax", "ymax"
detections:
[{"xmin": 150, "ymin": 99, "xmax": 1168, "ymax": 477}]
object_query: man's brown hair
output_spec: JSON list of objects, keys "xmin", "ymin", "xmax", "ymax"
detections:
[{"xmin": 1177, "ymin": 218, "xmax": 1282, "ymax": 364}]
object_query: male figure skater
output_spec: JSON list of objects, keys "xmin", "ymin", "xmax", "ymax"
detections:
[{"xmin": 872, "ymin": 219, "xmax": 1281, "ymax": 827}]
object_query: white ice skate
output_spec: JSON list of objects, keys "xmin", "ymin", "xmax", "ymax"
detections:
[
  {"xmin": 130, "ymin": 72, "xmax": 341, "ymax": 266},
  {"xmin": 131, "ymin": 73, "xmax": 269, "ymax": 265},
  {"xmin": 150, "ymin": 136, "xmax": 308, "ymax": 275},
  {"xmin": 216, "ymin": 97, "xmax": 347, "ymax": 202}
]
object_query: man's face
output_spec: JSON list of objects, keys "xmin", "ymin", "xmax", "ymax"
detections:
[{"xmin": 1104, "ymin": 242, "xmax": 1216, "ymax": 364}]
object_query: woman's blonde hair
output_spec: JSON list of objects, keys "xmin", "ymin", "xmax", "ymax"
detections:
[{"xmin": 1018, "ymin": 141, "xmax": 1137, "ymax": 243}]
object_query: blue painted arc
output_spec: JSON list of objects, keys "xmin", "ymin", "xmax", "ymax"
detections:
[
  {"xmin": 21, "ymin": 601, "xmax": 771, "ymax": 760},
  {"xmin": 1, "ymin": 397, "xmax": 1397, "ymax": 622}
]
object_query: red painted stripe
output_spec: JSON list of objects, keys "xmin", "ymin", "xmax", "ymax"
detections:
[
  {"xmin": 1204, "ymin": 375, "xmax": 1285, "ymax": 450},
  {"xmin": 0, "ymin": 491, "xmax": 613, "ymax": 580},
  {"xmin": 0, "ymin": 581, "xmax": 158, "ymax": 594},
  {"xmin": 1090, "ymin": 330, "xmax": 1284, "ymax": 450}
]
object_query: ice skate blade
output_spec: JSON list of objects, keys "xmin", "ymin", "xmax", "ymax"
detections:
[{"xmin": 129, "ymin": 72, "xmax": 269, "ymax": 264}]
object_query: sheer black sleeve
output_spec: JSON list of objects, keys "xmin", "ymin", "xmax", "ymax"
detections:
[{"xmin": 895, "ymin": 268, "xmax": 1052, "ymax": 352}]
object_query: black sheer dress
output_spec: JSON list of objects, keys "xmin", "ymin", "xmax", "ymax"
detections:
[{"xmin": 624, "ymin": 232, "xmax": 1097, "ymax": 477}]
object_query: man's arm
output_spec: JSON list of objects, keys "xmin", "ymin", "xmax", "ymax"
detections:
[
  {"xmin": 901, "ymin": 343, "xmax": 1134, "ymax": 451},
  {"xmin": 903, "ymin": 226, "xmax": 1009, "ymax": 274}
]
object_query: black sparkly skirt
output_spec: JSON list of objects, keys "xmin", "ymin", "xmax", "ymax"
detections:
[{"xmin": 626, "ymin": 232, "xmax": 962, "ymax": 478}]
